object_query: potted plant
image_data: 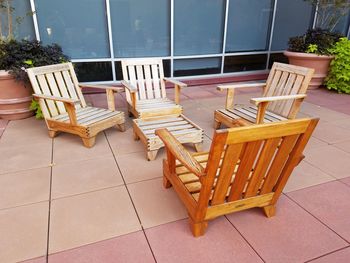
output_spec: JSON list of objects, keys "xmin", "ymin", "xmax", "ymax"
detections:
[
  {"xmin": 284, "ymin": 0, "xmax": 350, "ymax": 89},
  {"xmin": 0, "ymin": 0, "xmax": 68, "ymax": 120}
]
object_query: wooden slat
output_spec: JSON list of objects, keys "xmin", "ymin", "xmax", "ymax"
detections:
[
  {"xmin": 274, "ymin": 73, "xmax": 296, "ymax": 115},
  {"xmin": 158, "ymin": 62, "xmax": 166, "ymax": 98},
  {"xmin": 151, "ymin": 64, "xmax": 162, "ymax": 98},
  {"xmin": 264, "ymin": 70, "xmax": 282, "ymax": 97},
  {"xmin": 144, "ymin": 65, "xmax": 154, "ymax": 99},
  {"xmin": 136, "ymin": 65, "xmax": 146, "ymax": 100},
  {"xmin": 140, "ymin": 120, "xmax": 188, "ymax": 131},
  {"xmin": 81, "ymin": 111, "xmax": 122, "ymax": 126},
  {"xmin": 281, "ymin": 75, "xmax": 304, "ymax": 117},
  {"xmin": 268, "ymin": 71, "xmax": 289, "ymax": 111},
  {"xmin": 211, "ymin": 143, "xmax": 243, "ymax": 205},
  {"xmin": 45, "ymin": 73, "xmax": 66, "ymax": 114},
  {"xmin": 28, "ymin": 72, "xmax": 50, "ymax": 118},
  {"xmin": 127, "ymin": 65, "xmax": 139, "ymax": 100},
  {"xmin": 37, "ymin": 74, "xmax": 58, "ymax": 117},
  {"xmin": 228, "ymin": 141, "xmax": 262, "ymax": 201}
]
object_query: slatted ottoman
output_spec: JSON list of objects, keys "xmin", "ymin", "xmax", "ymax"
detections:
[{"xmin": 133, "ymin": 115, "xmax": 204, "ymax": 160}]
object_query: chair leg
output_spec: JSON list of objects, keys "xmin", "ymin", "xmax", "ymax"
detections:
[
  {"xmin": 189, "ymin": 217, "xmax": 208, "ymax": 237},
  {"xmin": 214, "ymin": 119, "xmax": 221, "ymax": 129},
  {"xmin": 163, "ymin": 175, "xmax": 172, "ymax": 188},
  {"xmin": 263, "ymin": 205, "xmax": 276, "ymax": 218},
  {"xmin": 147, "ymin": 150, "xmax": 158, "ymax": 161},
  {"xmin": 116, "ymin": 123, "xmax": 126, "ymax": 132},
  {"xmin": 81, "ymin": 136, "xmax": 96, "ymax": 148},
  {"xmin": 133, "ymin": 130, "xmax": 140, "ymax": 141},
  {"xmin": 48, "ymin": 130, "xmax": 58, "ymax": 138},
  {"xmin": 194, "ymin": 142, "xmax": 203, "ymax": 152}
]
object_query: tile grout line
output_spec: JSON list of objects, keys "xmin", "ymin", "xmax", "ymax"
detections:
[
  {"xmin": 45, "ymin": 138, "xmax": 54, "ymax": 263},
  {"xmin": 224, "ymin": 216, "xmax": 266, "ymax": 263},
  {"xmin": 104, "ymin": 131, "xmax": 158, "ymax": 263},
  {"xmin": 304, "ymin": 245, "xmax": 350, "ymax": 263},
  {"xmin": 284, "ymin": 194, "xmax": 350, "ymax": 245}
]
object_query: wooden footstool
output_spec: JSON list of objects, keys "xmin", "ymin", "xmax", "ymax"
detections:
[{"xmin": 133, "ymin": 115, "xmax": 204, "ymax": 160}]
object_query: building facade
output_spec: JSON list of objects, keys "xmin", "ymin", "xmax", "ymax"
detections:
[{"xmin": 10, "ymin": 0, "xmax": 350, "ymax": 83}]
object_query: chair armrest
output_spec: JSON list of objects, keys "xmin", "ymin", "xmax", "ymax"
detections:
[
  {"xmin": 33, "ymin": 94, "xmax": 79, "ymax": 104},
  {"xmin": 156, "ymin": 128, "xmax": 205, "ymax": 177},
  {"xmin": 121, "ymin": 80, "xmax": 137, "ymax": 93},
  {"xmin": 164, "ymin": 77, "xmax": 187, "ymax": 87},
  {"xmin": 250, "ymin": 94, "xmax": 306, "ymax": 106},
  {"xmin": 217, "ymin": 82, "xmax": 266, "ymax": 91},
  {"xmin": 79, "ymin": 84, "xmax": 124, "ymax": 93}
]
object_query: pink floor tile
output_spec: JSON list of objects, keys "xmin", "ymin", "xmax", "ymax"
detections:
[
  {"xmin": 310, "ymin": 247, "xmax": 350, "ymax": 263},
  {"xmin": 21, "ymin": 256, "xmax": 46, "ymax": 263},
  {"xmin": 287, "ymin": 181, "xmax": 350, "ymax": 242},
  {"xmin": 340, "ymin": 176, "xmax": 350, "ymax": 187},
  {"xmin": 0, "ymin": 119, "xmax": 8, "ymax": 128},
  {"xmin": 146, "ymin": 217, "xmax": 263, "ymax": 263},
  {"xmin": 49, "ymin": 231, "xmax": 154, "ymax": 263},
  {"xmin": 226, "ymin": 196, "xmax": 347, "ymax": 263}
]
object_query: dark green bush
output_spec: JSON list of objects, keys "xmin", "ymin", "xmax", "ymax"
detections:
[
  {"xmin": 0, "ymin": 39, "xmax": 69, "ymax": 83},
  {"xmin": 325, "ymin": 37, "xmax": 350, "ymax": 93},
  {"xmin": 288, "ymin": 28, "xmax": 344, "ymax": 55}
]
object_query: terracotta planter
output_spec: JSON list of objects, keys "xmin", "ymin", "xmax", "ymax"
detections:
[
  {"xmin": 0, "ymin": 70, "xmax": 34, "ymax": 120},
  {"xmin": 283, "ymin": 51, "xmax": 334, "ymax": 89}
]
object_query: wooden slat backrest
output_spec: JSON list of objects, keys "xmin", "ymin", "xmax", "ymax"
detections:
[
  {"xmin": 27, "ymin": 63, "xmax": 86, "ymax": 119},
  {"xmin": 197, "ymin": 118, "xmax": 318, "ymax": 210},
  {"xmin": 121, "ymin": 58, "xmax": 166, "ymax": 103},
  {"xmin": 263, "ymin": 63, "xmax": 314, "ymax": 118}
]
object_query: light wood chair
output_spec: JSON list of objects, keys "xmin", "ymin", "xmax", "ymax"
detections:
[
  {"xmin": 121, "ymin": 58, "xmax": 187, "ymax": 119},
  {"xmin": 27, "ymin": 63, "xmax": 125, "ymax": 147},
  {"xmin": 156, "ymin": 118, "xmax": 319, "ymax": 237},
  {"xmin": 214, "ymin": 63, "xmax": 314, "ymax": 128}
]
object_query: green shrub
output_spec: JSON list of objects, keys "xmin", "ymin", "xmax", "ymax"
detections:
[
  {"xmin": 325, "ymin": 37, "xmax": 350, "ymax": 93},
  {"xmin": 29, "ymin": 99, "xmax": 43, "ymax": 119}
]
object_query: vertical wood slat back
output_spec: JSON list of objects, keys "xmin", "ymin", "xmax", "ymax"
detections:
[
  {"xmin": 27, "ymin": 63, "xmax": 85, "ymax": 118},
  {"xmin": 121, "ymin": 58, "xmax": 166, "ymax": 103},
  {"xmin": 199, "ymin": 118, "xmax": 317, "ymax": 208},
  {"xmin": 263, "ymin": 62, "xmax": 314, "ymax": 118}
]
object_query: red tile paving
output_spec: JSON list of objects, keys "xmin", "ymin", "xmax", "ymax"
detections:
[{"xmin": 0, "ymin": 85, "xmax": 349, "ymax": 263}]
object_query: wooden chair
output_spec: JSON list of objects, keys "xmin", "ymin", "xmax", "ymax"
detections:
[
  {"xmin": 214, "ymin": 63, "xmax": 314, "ymax": 128},
  {"xmin": 27, "ymin": 63, "xmax": 125, "ymax": 147},
  {"xmin": 121, "ymin": 58, "xmax": 187, "ymax": 119},
  {"xmin": 156, "ymin": 118, "xmax": 319, "ymax": 237}
]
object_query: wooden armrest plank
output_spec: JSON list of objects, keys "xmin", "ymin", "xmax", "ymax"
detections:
[
  {"xmin": 164, "ymin": 77, "xmax": 187, "ymax": 87},
  {"xmin": 33, "ymin": 94, "xmax": 79, "ymax": 104},
  {"xmin": 121, "ymin": 80, "xmax": 138, "ymax": 93},
  {"xmin": 250, "ymin": 94, "xmax": 306, "ymax": 105},
  {"xmin": 217, "ymin": 82, "xmax": 266, "ymax": 91},
  {"xmin": 79, "ymin": 84, "xmax": 124, "ymax": 92}
]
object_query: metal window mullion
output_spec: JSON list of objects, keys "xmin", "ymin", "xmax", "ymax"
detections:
[
  {"xmin": 266, "ymin": 0, "xmax": 278, "ymax": 69},
  {"xmin": 312, "ymin": 1, "xmax": 319, "ymax": 29},
  {"xmin": 105, "ymin": 0, "xmax": 116, "ymax": 82},
  {"xmin": 170, "ymin": 0, "xmax": 174, "ymax": 77},
  {"xmin": 30, "ymin": 0, "xmax": 40, "ymax": 41},
  {"xmin": 220, "ymin": 0, "xmax": 230, "ymax": 74}
]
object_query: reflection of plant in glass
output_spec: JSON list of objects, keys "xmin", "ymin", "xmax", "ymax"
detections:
[{"xmin": 304, "ymin": 0, "xmax": 350, "ymax": 32}]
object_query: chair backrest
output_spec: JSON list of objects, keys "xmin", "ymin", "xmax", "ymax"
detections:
[
  {"xmin": 263, "ymin": 63, "xmax": 314, "ymax": 118},
  {"xmin": 121, "ymin": 58, "xmax": 166, "ymax": 103},
  {"xmin": 27, "ymin": 63, "xmax": 86, "ymax": 119},
  {"xmin": 199, "ymin": 118, "xmax": 318, "ymax": 213}
]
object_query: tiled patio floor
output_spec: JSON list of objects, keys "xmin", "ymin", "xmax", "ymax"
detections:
[{"xmin": 0, "ymin": 85, "xmax": 350, "ymax": 263}]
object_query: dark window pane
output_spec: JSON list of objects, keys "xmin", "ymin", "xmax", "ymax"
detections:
[
  {"xmin": 226, "ymin": 0, "xmax": 273, "ymax": 53},
  {"xmin": 271, "ymin": 0, "xmax": 314, "ymax": 51},
  {"xmin": 74, "ymin": 62, "xmax": 113, "ymax": 82},
  {"xmin": 110, "ymin": 0, "xmax": 170, "ymax": 57},
  {"xmin": 268, "ymin": 53, "xmax": 288, "ymax": 69},
  {"xmin": 174, "ymin": 58, "xmax": 221, "ymax": 77},
  {"xmin": 174, "ymin": 0, "xmax": 225, "ymax": 55},
  {"xmin": 115, "ymin": 59, "xmax": 170, "ymax": 80},
  {"xmin": 224, "ymin": 54, "xmax": 267, "ymax": 73}
]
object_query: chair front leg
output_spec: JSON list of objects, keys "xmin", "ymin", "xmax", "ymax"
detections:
[
  {"xmin": 106, "ymin": 89, "xmax": 116, "ymax": 111},
  {"xmin": 64, "ymin": 102, "xmax": 78, "ymax": 125},
  {"xmin": 225, "ymin": 89, "xmax": 235, "ymax": 110},
  {"xmin": 256, "ymin": 101, "xmax": 269, "ymax": 124},
  {"xmin": 174, "ymin": 84, "xmax": 181, "ymax": 104}
]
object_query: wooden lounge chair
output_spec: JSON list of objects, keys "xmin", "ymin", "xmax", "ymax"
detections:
[
  {"xmin": 156, "ymin": 118, "xmax": 319, "ymax": 237},
  {"xmin": 214, "ymin": 63, "xmax": 314, "ymax": 128},
  {"xmin": 27, "ymin": 63, "xmax": 125, "ymax": 147},
  {"xmin": 121, "ymin": 58, "xmax": 187, "ymax": 119}
]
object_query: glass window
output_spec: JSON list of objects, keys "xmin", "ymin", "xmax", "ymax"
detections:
[
  {"xmin": 1, "ymin": 0, "xmax": 35, "ymax": 40},
  {"xmin": 268, "ymin": 53, "xmax": 288, "ymax": 69},
  {"xmin": 174, "ymin": 58, "xmax": 221, "ymax": 77},
  {"xmin": 271, "ymin": 0, "xmax": 314, "ymax": 51},
  {"xmin": 174, "ymin": 0, "xmax": 225, "ymax": 55},
  {"xmin": 110, "ymin": 0, "xmax": 170, "ymax": 58},
  {"xmin": 35, "ymin": 0, "xmax": 110, "ymax": 59},
  {"xmin": 224, "ymin": 54, "xmax": 267, "ymax": 73},
  {"xmin": 225, "ymin": 0, "xmax": 273, "ymax": 53},
  {"xmin": 333, "ymin": 13, "xmax": 350, "ymax": 35},
  {"xmin": 74, "ymin": 62, "xmax": 113, "ymax": 82}
]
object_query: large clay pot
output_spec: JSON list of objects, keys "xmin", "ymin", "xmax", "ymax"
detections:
[
  {"xmin": 0, "ymin": 70, "xmax": 34, "ymax": 120},
  {"xmin": 283, "ymin": 51, "xmax": 334, "ymax": 89}
]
